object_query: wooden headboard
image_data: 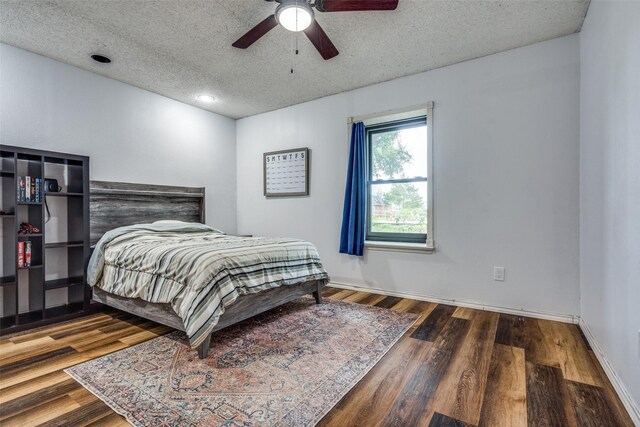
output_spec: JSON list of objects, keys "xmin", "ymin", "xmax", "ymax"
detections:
[{"xmin": 89, "ymin": 180, "xmax": 205, "ymax": 245}]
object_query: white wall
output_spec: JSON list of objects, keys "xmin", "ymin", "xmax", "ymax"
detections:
[
  {"xmin": 580, "ymin": 0, "xmax": 640, "ymax": 416},
  {"xmin": 237, "ymin": 35, "xmax": 581, "ymax": 317},
  {"xmin": 0, "ymin": 43, "xmax": 237, "ymax": 312},
  {"xmin": 0, "ymin": 43, "xmax": 237, "ymax": 232}
]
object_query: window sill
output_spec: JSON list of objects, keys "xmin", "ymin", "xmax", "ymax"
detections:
[{"xmin": 364, "ymin": 240, "xmax": 434, "ymax": 254}]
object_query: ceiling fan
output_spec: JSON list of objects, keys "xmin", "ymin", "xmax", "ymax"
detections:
[{"xmin": 232, "ymin": 0, "xmax": 399, "ymax": 60}]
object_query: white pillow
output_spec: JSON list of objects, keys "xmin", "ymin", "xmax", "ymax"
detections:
[
  {"xmin": 153, "ymin": 220, "xmax": 189, "ymax": 225},
  {"xmin": 152, "ymin": 220, "xmax": 224, "ymax": 234}
]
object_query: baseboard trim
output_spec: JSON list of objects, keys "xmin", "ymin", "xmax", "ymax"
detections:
[
  {"xmin": 579, "ymin": 319, "xmax": 640, "ymax": 426},
  {"xmin": 328, "ymin": 281, "xmax": 579, "ymax": 324}
]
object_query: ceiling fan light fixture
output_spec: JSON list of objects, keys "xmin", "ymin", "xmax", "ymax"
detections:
[{"xmin": 275, "ymin": 1, "xmax": 314, "ymax": 32}]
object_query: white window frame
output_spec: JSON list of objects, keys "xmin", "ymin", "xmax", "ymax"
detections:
[{"xmin": 347, "ymin": 102, "xmax": 434, "ymax": 253}]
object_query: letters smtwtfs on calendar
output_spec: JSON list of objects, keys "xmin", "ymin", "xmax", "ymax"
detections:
[{"xmin": 263, "ymin": 148, "xmax": 309, "ymax": 197}]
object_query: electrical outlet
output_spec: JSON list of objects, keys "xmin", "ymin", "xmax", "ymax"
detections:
[{"xmin": 493, "ymin": 266, "xmax": 505, "ymax": 281}]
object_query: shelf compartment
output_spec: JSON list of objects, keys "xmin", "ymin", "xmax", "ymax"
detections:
[
  {"xmin": 45, "ymin": 241, "xmax": 84, "ymax": 249},
  {"xmin": 1, "ymin": 284, "xmax": 18, "ymax": 322},
  {"xmin": 17, "ymin": 203, "xmax": 43, "ymax": 226},
  {"xmin": 17, "ymin": 152, "xmax": 43, "ymax": 162},
  {"xmin": 44, "ymin": 276, "xmax": 85, "ymax": 290},
  {"xmin": 44, "ymin": 156, "xmax": 85, "ymax": 193},
  {"xmin": 17, "ymin": 309, "xmax": 44, "ymax": 325},
  {"xmin": 44, "ymin": 157, "xmax": 84, "ymax": 167},
  {"xmin": 0, "ymin": 315, "xmax": 17, "ymax": 330},
  {"xmin": 0, "ymin": 150, "xmax": 15, "ymax": 175},
  {"xmin": 0, "ymin": 276, "xmax": 16, "ymax": 286}
]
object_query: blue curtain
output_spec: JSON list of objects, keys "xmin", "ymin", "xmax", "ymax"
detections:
[{"xmin": 340, "ymin": 122, "xmax": 366, "ymax": 256}]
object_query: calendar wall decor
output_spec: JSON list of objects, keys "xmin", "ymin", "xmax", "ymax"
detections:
[{"xmin": 263, "ymin": 148, "xmax": 309, "ymax": 197}]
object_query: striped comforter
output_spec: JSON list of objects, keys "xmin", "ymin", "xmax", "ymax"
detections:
[{"xmin": 87, "ymin": 223, "xmax": 329, "ymax": 348}]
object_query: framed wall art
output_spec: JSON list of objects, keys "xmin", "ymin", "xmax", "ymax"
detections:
[{"xmin": 263, "ymin": 147, "xmax": 309, "ymax": 197}]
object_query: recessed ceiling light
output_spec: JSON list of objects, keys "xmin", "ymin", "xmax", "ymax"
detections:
[
  {"xmin": 90, "ymin": 54, "xmax": 111, "ymax": 64},
  {"xmin": 197, "ymin": 95, "xmax": 215, "ymax": 103}
]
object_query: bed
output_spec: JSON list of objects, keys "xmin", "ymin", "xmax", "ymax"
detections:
[{"xmin": 88, "ymin": 180, "xmax": 329, "ymax": 358}]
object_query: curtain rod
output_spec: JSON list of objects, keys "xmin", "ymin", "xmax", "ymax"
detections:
[{"xmin": 347, "ymin": 101, "xmax": 434, "ymax": 124}]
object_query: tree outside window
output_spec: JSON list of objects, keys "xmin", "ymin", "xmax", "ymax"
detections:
[{"xmin": 367, "ymin": 118, "xmax": 428, "ymax": 242}]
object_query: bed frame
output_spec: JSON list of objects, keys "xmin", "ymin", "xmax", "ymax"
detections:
[{"xmin": 89, "ymin": 180, "xmax": 325, "ymax": 358}]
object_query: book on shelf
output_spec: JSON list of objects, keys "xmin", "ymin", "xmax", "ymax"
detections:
[
  {"xmin": 17, "ymin": 177, "xmax": 25, "ymax": 202},
  {"xmin": 25, "ymin": 176, "xmax": 31, "ymax": 201},
  {"xmin": 35, "ymin": 178, "xmax": 41, "ymax": 202},
  {"xmin": 17, "ymin": 241, "xmax": 24, "ymax": 268},
  {"xmin": 16, "ymin": 176, "xmax": 42, "ymax": 203},
  {"xmin": 25, "ymin": 241, "xmax": 32, "ymax": 267}
]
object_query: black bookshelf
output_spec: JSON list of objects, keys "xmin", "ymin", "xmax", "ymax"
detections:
[{"xmin": 0, "ymin": 145, "xmax": 91, "ymax": 334}]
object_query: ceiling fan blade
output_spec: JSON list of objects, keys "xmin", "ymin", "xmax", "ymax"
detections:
[
  {"xmin": 304, "ymin": 20, "xmax": 339, "ymax": 60},
  {"xmin": 232, "ymin": 14, "xmax": 278, "ymax": 49},
  {"xmin": 315, "ymin": 0, "xmax": 399, "ymax": 12}
]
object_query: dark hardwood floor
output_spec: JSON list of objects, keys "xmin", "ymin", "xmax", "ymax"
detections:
[{"xmin": 0, "ymin": 287, "xmax": 634, "ymax": 426}]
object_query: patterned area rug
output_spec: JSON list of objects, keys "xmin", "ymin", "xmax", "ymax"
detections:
[{"xmin": 65, "ymin": 297, "xmax": 418, "ymax": 426}]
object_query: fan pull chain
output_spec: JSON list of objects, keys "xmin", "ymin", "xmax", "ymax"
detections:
[
  {"xmin": 291, "ymin": 3, "xmax": 297, "ymax": 74},
  {"xmin": 291, "ymin": 34, "xmax": 299, "ymax": 74}
]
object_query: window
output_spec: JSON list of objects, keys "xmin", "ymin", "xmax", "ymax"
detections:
[{"xmin": 364, "ymin": 104, "xmax": 433, "ymax": 248}]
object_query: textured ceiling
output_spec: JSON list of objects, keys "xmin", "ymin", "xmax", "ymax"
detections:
[{"xmin": 0, "ymin": 0, "xmax": 589, "ymax": 119}]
